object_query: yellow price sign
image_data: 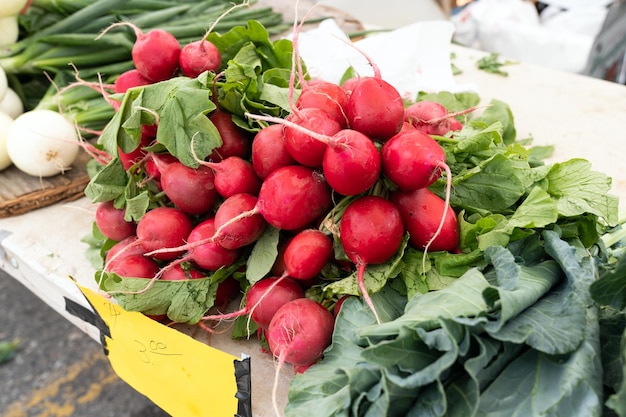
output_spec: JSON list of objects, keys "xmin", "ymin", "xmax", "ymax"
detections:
[{"xmin": 65, "ymin": 284, "xmax": 251, "ymax": 417}]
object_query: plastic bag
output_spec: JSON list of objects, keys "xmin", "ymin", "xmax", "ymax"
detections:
[{"xmin": 451, "ymin": 0, "xmax": 609, "ymax": 73}]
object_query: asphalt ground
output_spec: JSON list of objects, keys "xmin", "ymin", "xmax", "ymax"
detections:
[{"xmin": 0, "ymin": 269, "xmax": 170, "ymax": 417}]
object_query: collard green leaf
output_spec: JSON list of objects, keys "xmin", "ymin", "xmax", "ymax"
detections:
[
  {"xmin": 360, "ymin": 268, "xmax": 491, "ymax": 340},
  {"xmin": 599, "ymin": 313, "xmax": 626, "ymax": 392},
  {"xmin": 606, "ymin": 323, "xmax": 626, "ymax": 416},
  {"xmin": 590, "ymin": 255, "xmax": 626, "ymax": 310},
  {"xmin": 285, "ymin": 288, "xmax": 406, "ymax": 417},
  {"xmin": 477, "ymin": 340, "xmax": 603, "ymax": 417}
]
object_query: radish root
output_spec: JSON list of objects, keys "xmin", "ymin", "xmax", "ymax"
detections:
[
  {"xmin": 356, "ymin": 262, "xmax": 381, "ymax": 324},
  {"xmin": 421, "ymin": 162, "xmax": 453, "ymax": 274}
]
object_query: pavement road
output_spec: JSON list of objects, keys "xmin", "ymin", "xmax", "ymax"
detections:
[{"xmin": 0, "ymin": 269, "xmax": 170, "ymax": 417}]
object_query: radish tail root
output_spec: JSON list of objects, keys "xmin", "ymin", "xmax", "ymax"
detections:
[
  {"xmin": 272, "ymin": 352, "xmax": 288, "ymax": 417},
  {"xmin": 203, "ymin": 0, "xmax": 250, "ymax": 41},
  {"xmin": 428, "ymin": 104, "xmax": 492, "ymax": 126},
  {"xmin": 357, "ymin": 262, "xmax": 381, "ymax": 324},
  {"xmin": 421, "ymin": 163, "xmax": 453, "ymax": 273}
]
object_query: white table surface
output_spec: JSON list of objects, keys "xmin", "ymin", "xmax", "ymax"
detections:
[{"xmin": 1, "ymin": 43, "xmax": 625, "ymax": 416}]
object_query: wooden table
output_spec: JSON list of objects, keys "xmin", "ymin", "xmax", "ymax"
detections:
[{"xmin": 1, "ymin": 42, "xmax": 625, "ymax": 416}]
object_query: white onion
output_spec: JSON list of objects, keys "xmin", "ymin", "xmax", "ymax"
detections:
[
  {"xmin": 0, "ymin": 15, "xmax": 19, "ymax": 47},
  {"xmin": 0, "ymin": 88, "xmax": 23, "ymax": 119},
  {"xmin": 0, "ymin": 0, "xmax": 29, "ymax": 18},
  {"xmin": 0, "ymin": 67, "xmax": 7, "ymax": 103},
  {"xmin": 0, "ymin": 112, "xmax": 13, "ymax": 171},
  {"xmin": 6, "ymin": 109, "xmax": 81, "ymax": 177}
]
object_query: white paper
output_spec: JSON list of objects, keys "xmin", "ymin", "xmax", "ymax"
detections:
[{"xmin": 292, "ymin": 19, "xmax": 477, "ymax": 100}]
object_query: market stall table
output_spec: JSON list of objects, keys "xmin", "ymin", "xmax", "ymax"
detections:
[{"xmin": 1, "ymin": 43, "xmax": 625, "ymax": 416}]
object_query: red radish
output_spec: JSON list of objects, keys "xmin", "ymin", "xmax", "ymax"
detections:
[
  {"xmin": 105, "ymin": 236, "xmax": 146, "ymax": 266},
  {"xmin": 201, "ymin": 275, "xmax": 304, "ymax": 329},
  {"xmin": 99, "ymin": 22, "xmax": 181, "ymax": 82},
  {"xmin": 178, "ymin": 1, "xmax": 248, "ymax": 77},
  {"xmin": 283, "ymin": 107, "xmax": 342, "ymax": 167},
  {"xmin": 199, "ymin": 156, "xmax": 262, "ymax": 198},
  {"xmin": 391, "ymin": 187, "xmax": 459, "ymax": 252},
  {"xmin": 340, "ymin": 196, "xmax": 404, "ymax": 323},
  {"xmin": 283, "ymin": 229, "xmax": 332, "ymax": 280},
  {"xmin": 179, "ymin": 39, "xmax": 221, "ymax": 78},
  {"xmin": 449, "ymin": 118, "xmax": 463, "ymax": 131},
  {"xmin": 161, "ymin": 263, "xmax": 206, "ymax": 281},
  {"xmin": 266, "ymin": 297, "xmax": 334, "ymax": 367},
  {"xmin": 321, "ymin": 129, "xmax": 380, "ymax": 196},
  {"xmin": 265, "ymin": 296, "xmax": 334, "ymax": 414},
  {"xmin": 213, "ymin": 193, "xmax": 266, "ymax": 250},
  {"xmin": 405, "ymin": 101, "xmax": 478, "ymax": 136},
  {"xmin": 245, "ymin": 112, "xmax": 380, "ymax": 196},
  {"xmin": 251, "ymin": 124, "xmax": 295, "ymax": 179},
  {"xmin": 381, "ymin": 129, "xmax": 450, "ymax": 191},
  {"xmin": 246, "ymin": 276, "xmax": 305, "ymax": 329},
  {"xmin": 342, "ymin": 44, "xmax": 404, "ymax": 141},
  {"xmin": 257, "ymin": 165, "xmax": 332, "ymax": 230},
  {"xmin": 95, "ymin": 201, "xmax": 136, "ymax": 241},
  {"xmin": 107, "ymin": 253, "xmax": 160, "ymax": 279},
  {"xmin": 144, "ymin": 164, "xmax": 332, "ymax": 259},
  {"xmin": 346, "ymin": 76, "xmax": 404, "ymax": 141},
  {"xmin": 208, "ymin": 108, "xmax": 251, "ymax": 161},
  {"xmin": 111, "ymin": 69, "xmax": 152, "ymax": 111},
  {"xmin": 144, "ymin": 152, "xmax": 177, "ymax": 182},
  {"xmin": 295, "ymin": 80, "xmax": 349, "ymax": 128},
  {"xmin": 159, "ymin": 161, "xmax": 218, "ymax": 215},
  {"xmin": 187, "ymin": 218, "xmax": 242, "ymax": 271},
  {"xmin": 135, "ymin": 206, "xmax": 193, "ymax": 261},
  {"xmin": 114, "ymin": 69, "xmax": 152, "ymax": 94},
  {"xmin": 383, "ymin": 128, "xmax": 456, "ymax": 266},
  {"xmin": 404, "ymin": 101, "xmax": 449, "ymax": 135},
  {"xmin": 341, "ymin": 77, "xmax": 361, "ymax": 97}
]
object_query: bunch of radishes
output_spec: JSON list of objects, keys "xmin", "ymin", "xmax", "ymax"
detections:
[{"xmin": 89, "ymin": 18, "xmax": 468, "ymax": 379}]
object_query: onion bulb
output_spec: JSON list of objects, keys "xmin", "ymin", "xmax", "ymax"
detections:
[
  {"xmin": 0, "ymin": 88, "xmax": 23, "ymax": 119},
  {"xmin": 0, "ymin": 0, "xmax": 29, "ymax": 18},
  {"xmin": 0, "ymin": 67, "xmax": 7, "ymax": 103},
  {"xmin": 6, "ymin": 110, "xmax": 81, "ymax": 177},
  {"xmin": 0, "ymin": 15, "xmax": 19, "ymax": 47},
  {"xmin": 0, "ymin": 112, "xmax": 13, "ymax": 171}
]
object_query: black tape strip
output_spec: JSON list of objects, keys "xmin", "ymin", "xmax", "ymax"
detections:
[
  {"xmin": 234, "ymin": 356, "xmax": 252, "ymax": 417},
  {"xmin": 64, "ymin": 296, "xmax": 111, "ymax": 356}
]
